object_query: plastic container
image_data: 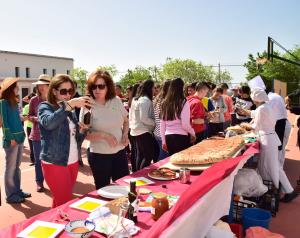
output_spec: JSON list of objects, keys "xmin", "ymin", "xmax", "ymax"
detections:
[{"xmin": 242, "ymin": 208, "xmax": 271, "ymax": 231}]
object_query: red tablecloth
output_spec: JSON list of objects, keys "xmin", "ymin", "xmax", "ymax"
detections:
[{"xmin": 0, "ymin": 142, "xmax": 259, "ymax": 238}]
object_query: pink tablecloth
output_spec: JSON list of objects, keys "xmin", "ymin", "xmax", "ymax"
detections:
[{"xmin": 0, "ymin": 142, "xmax": 259, "ymax": 238}]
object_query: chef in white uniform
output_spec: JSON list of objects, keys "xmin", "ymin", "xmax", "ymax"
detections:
[
  {"xmin": 268, "ymin": 92, "xmax": 292, "ymax": 166},
  {"xmin": 249, "ymin": 88, "xmax": 297, "ymax": 203}
]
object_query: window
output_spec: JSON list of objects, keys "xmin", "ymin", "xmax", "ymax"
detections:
[
  {"xmin": 43, "ymin": 68, "xmax": 47, "ymax": 74},
  {"xmin": 21, "ymin": 88, "xmax": 29, "ymax": 106},
  {"xmin": 52, "ymin": 69, "xmax": 56, "ymax": 76},
  {"xmin": 26, "ymin": 67, "xmax": 30, "ymax": 78},
  {"xmin": 15, "ymin": 67, "xmax": 20, "ymax": 77},
  {"xmin": 67, "ymin": 70, "xmax": 70, "ymax": 75}
]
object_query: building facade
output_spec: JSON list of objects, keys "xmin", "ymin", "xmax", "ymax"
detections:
[{"xmin": 0, "ymin": 50, "xmax": 74, "ymax": 103}]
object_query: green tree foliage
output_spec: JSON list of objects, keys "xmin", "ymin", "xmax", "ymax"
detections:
[
  {"xmin": 244, "ymin": 47, "xmax": 300, "ymax": 92},
  {"xmin": 215, "ymin": 70, "xmax": 233, "ymax": 84},
  {"xmin": 70, "ymin": 67, "xmax": 88, "ymax": 95},
  {"xmin": 159, "ymin": 58, "xmax": 216, "ymax": 83},
  {"xmin": 119, "ymin": 66, "xmax": 152, "ymax": 89},
  {"xmin": 97, "ymin": 64, "xmax": 118, "ymax": 77}
]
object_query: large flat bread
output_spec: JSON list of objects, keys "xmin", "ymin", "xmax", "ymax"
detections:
[{"xmin": 170, "ymin": 136, "xmax": 245, "ymax": 165}]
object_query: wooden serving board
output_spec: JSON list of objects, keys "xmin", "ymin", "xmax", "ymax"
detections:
[
  {"xmin": 160, "ymin": 162, "xmax": 212, "ymax": 171},
  {"xmin": 160, "ymin": 145, "xmax": 246, "ymax": 171}
]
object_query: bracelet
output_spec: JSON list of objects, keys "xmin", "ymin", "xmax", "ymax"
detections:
[{"xmin": 66, "ymin": 101, "xmax": 73, "ymax": 110}]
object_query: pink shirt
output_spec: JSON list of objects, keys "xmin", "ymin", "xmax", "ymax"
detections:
[{"xmin": 160, "ymin": 101, "xmax": 195, "ymax": 145}]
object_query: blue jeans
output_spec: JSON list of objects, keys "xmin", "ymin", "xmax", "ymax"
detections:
[
  {"xmin": 4, "ymin": 143, "xmax": 23, "ymax": 200},
  {"xmin": 33, "ymin": 140, "xmax": 44, "ymax": 184},
  {"xmin": 155, "ymin": 136, "xmax": 169, "ymax": 161}
]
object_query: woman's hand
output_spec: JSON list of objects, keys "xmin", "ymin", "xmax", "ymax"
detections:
[
  {"xmin": 162, "ymin": 144, "xmax": 168, "ymax": 152},
  {"xmin": 78, "ymin": 122, "xmax": 90, "ymax": 133},
  {"xmin": 190, "ymin": 135, "xmax": 196, "ymax": 144},
  {"xmin": 121, "ymin": 134, "xmax": 129, "ymax": 147},
  {"xmin": 67, "ymin": 96, "xmax": 93, "ymax": 109},
  {"xmin": 103, "ymin": 132, "xmax": 118, "ymax": 147}
]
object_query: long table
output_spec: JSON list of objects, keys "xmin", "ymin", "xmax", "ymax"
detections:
[{"xmin": 0, "ymin": 142, "xmax": 259, "ymax": 238}]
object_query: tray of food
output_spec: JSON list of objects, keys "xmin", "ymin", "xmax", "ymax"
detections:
[{"xmin": 148, "ymin": 168, "xmax": 179, "ymax": 180}]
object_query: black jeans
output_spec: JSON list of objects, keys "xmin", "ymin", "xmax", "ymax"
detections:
[
  {"xmin": 133, "ymin": 132, "xmax": 159, "ymax": 170},
  {"xmin": 165, "ymin": 134, "xmax": 191, "ymax": 156},
  {"xmin": 26, "ymin": 127, "xmax": 34, "ymax": 163},
  {"xmin": 275, "ymin": 119, "xmax": 286, "ymax": 151},
  {"xmin": 87, "ymin": 149, "xmax": 129, "ymax": 189}
]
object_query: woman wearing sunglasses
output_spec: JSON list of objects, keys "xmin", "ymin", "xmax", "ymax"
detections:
[
  {"xmin": 80, "ymin": 70, "xmax": 129, "ymax": 189},
  {"xmin": 38, "ymin": 74, "xmax": 92, "ymax": 207}
]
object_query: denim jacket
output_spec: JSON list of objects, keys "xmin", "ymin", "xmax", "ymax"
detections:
[{"xmin": 38, "ymin": 101, "xmax": 85, "ymax": 166}]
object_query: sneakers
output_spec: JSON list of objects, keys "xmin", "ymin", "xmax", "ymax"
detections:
[
  {"xmin": 20, "ymin": 192, "xmax": 32, "ymax": 198},
  {"xmin": 6, "ymin": 195, "xmax": 25, "ymax": 204},
  {"xmin": 37, "ymin": 183, "xmax": 45, "ymax": 193},
  {"xmin": 280, "ymin": 190, "xmax": 298, "ymax": 203}
]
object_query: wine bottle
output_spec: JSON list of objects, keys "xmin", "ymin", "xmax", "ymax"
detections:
[{"xmin": 128, "ymin": 181, "xmax": 138, "ymax": 223}]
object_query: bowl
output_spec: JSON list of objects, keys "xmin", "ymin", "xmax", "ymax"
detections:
[{"xmin": 65, "ymin": 219, "xmax": 95, "ymax": 238}]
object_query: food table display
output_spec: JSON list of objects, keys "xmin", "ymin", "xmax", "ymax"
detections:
[{"xmin": 0, "ymin": 137, "xmax": 259, "ymax": 238}]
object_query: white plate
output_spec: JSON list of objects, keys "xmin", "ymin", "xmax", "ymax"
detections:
[
  {"xmin": 69, "ymin": 197, "xmax": 107, "ymax": 213},
  {"xmin": 92, "ymin": 214, "xmax": 139, "ymax": 236},
  {"xmin": 97, "ymin": 185, "xmax": 129, "ymax": 199},
  {"xmin": 148, "ymin": 172, "xmax": 179, "ymax": 181},
  {"xmin": 17, "ymin": 220, "xmax": 65, "ymax": 238},
  {"xmin": 123, "ymin": 177, "xmax": 155, "ymax": 186}
]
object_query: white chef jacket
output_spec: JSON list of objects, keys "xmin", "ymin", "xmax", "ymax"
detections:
[
  {"xmin": 252, "ymin": 102, "xmax": 281, "ymax": 188},
  {"xmin": 268, "ymin": 92, "xmax": 287, "ymax": 120}
]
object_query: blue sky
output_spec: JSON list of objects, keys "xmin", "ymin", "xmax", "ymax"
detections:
[{"xmin": 0, "ymin": 0, "xmax": 299, "ymax": 83}]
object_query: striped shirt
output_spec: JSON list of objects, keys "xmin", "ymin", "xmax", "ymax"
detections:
[{"xmin": 153, "ymin": 98, "xmax": 161, "ymax": 138}]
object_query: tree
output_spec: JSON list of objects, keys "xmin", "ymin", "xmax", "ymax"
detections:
[
  {"xmin": 97, "ymin": 65, "xmax": 118, "ymax": 78},
  {"xmin": 215, "ymin": 70, "xmax": 233, "ymax": 84},
  {"xmin": 159, "ymin": 58, "xmax": 216, "ymax": 83},
  {"xmin": 70, "ymin": 67, "xmax": 88, "ymax": 95},
  {"xmin": 244, "ymin": 46, "xmax": 300, "ymax": 92},
  {"xmin": 118, "ymin": 66, "xmax": 152, "ymax": 89}
]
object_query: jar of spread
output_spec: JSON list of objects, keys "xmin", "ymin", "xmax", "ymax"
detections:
[{"xmin": 151, "ymin": 192, "xmax": 169, "ymax": 221}]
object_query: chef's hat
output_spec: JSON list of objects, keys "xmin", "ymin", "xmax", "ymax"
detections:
[{"xmin": 251, "ymin": 88, "xmax": 269, "ymax": 102}]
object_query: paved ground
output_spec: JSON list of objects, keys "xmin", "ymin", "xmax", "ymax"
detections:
[{"xmin": 0, "ymin": 113, "xmax": 299, "ymax": 237}]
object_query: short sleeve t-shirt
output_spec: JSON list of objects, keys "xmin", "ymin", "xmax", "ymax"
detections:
[{"xmin": 81, "ymin": 97, "xmax": 128, "ymax": 154}]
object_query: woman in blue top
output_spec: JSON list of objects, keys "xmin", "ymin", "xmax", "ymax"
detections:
[
  {"xmin": 38, "ymin": 74, "xmax": 91, "ymax": 207},
  {"xmin": 0, "ymin": 77, "xmax": 29, "ymax": 203}
]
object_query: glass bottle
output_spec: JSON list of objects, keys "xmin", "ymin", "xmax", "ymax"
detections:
[
  {"xmin": 151, "ymin": 192, "xmax": 169, "ymax": 221},
  {"xmin": 128, "ymin": 181, "xmax": 138, "ymax": 223}
]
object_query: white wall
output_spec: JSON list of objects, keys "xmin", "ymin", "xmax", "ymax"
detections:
[
  {"xmin": 0, "ymin": 52, "xmax": 73, "ymax": 79},
  {"xmin": 0, "ymin": 51, "xmax": 74, "ymax": 106}
]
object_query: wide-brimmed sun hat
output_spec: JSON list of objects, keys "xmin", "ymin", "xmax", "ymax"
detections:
[
  {"xmin": 0, "ymin": 77, "xmax": 19, "ymax": 94},
  {"xmin": 32, "ymin": 74, "xmax": 51, "ymax": 85}
]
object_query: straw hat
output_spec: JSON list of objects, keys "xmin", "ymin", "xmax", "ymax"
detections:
[
  {"xmin": 0, "ymin": 77, "xmax": 19, "ymax": 94},
  {"xmin": 32, "ymin": 74, "xmax": 51, "ymax": 85}
]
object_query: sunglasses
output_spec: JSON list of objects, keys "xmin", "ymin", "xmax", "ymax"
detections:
[
  {"xmin": 57, "ymin": 88, "xmax": 75, "ymax": 95},
  {"xmin": 91, "ymin": 84, "xmax": 106, "ymax": 90}
]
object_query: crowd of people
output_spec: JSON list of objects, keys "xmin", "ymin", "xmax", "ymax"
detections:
[{"xmin": 0, "ymin": 70, "xmax": 298, "ymax": 208}]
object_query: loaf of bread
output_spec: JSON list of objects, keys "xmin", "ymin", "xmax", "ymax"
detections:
[{"xmin": 170, "ymin": 136, "xmax": 245, "ymax": 165}]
